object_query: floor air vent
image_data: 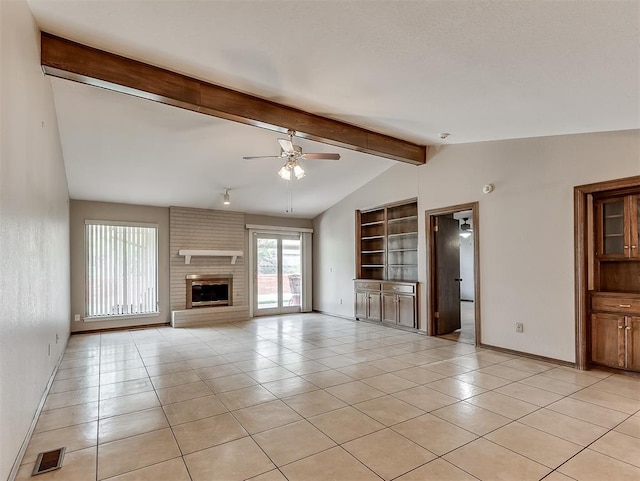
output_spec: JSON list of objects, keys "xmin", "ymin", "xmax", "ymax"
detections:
[{"xmin": 32, "ymin": 447, "xmax": 65, "ymax": 476}]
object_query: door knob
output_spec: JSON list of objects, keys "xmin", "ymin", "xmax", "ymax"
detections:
[{"xmin": 454, "ymin": 278, "xmax": 462, "ymax": 282}]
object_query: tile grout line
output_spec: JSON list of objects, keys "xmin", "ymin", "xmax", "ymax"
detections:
[{"xmin": 136, "ymin": 328, "xmax": 196, "ymax": 481}]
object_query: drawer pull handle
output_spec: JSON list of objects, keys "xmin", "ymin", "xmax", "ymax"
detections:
[
  {"xmin": 626, "ymin": 326, "xmax": 631, "ymax": 330},
  {"xmin": 632, "ymin": 245, "xmax": 638, "ymax": 249},
  {"xmin": 624, "ymin": 245, "xmax": 629, "ymax": 249},
  {"xmin": 619, "ymin": 304, "xmax": 631, "ymax": 308},
  {"xmin": 619, "ymin": 325, "xmax": 624, "ymax": 329}
]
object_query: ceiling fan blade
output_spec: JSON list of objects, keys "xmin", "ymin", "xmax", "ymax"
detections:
[
  {"xmin": 278, "ymin": 138, "xmax": 295, "ymax": 154},
  {"xmin": 242, "ymin": 155, "xmax": 282, "ymax": 160},
  {"xmin": 300, "ymin": 153, "xmax": 341, "ymax": 161}
]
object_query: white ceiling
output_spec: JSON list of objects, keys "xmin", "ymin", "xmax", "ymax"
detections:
[{"xmin": 27, "ymin": 0, "xmax": 640, "ymax": 217}]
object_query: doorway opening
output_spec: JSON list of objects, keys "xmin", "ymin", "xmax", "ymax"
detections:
[{"xmin": 426, "ymin": 202, "xmax": 481, "ymax": 345}]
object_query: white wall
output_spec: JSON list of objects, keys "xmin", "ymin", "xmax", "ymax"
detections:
[
  {"xmin": 0, "ymin": 1, "xmax": 70, "ymax": 479},
  {"xmin": 314, "ymin": 130, "xmax": 639, "ymax": 362}
]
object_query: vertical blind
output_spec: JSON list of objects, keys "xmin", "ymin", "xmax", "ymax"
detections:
[{"xmin": 85, "ymin": 221, "xmax": 158, "ymax": 318}]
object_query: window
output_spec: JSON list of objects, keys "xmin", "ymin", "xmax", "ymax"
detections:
[{"xmin": 85, "ymin": 221, "xmax": 158, "ymax": 319}]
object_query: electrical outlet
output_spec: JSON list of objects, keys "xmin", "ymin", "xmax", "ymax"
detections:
[
  {"xmin": 516, "ymin": 322, "xmax": 524, "ymax": 333},
  {"xmin": 48, "ymin": 344, "xmax": 51, "ymax": 356},
  {"xmin": 56, "ymin": 333, "xmax": 59, "ymax": 344},
  {"xmin": 74, "ymin": 314, "xmax": 80, "ymax": 322},
  {"xmin": 339, "ymin": 298, "xmax": 343, "ymax": 304}
]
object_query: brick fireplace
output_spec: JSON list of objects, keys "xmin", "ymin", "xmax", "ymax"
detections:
[{"xmin": 170, "ymin": 207, "xmax": 250, "ymax": 327}]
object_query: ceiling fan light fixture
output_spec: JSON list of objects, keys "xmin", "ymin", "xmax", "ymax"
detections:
[
  {"xmin": 459, "ymin": 217, "xmax": 472, "ymax": 237},
  {"xmin": 293, "ymin": 164, "xmax": 305, "ymax": 179},
  {"xmin": 223, "ymin": 189, "xmax": 230, "ymax": 205},
  {"xmin": 278, "ymin": 165, "xmax": 291, "ymax": 180}
]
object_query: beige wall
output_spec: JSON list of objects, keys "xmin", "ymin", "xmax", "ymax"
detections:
[
  {"xmin": 70, "ymin": 201, "xmax": 170, "ymax": 332},
  {"xmin": 0, "ymin": 2, "xmax": 71, "ymax": 479},
  {"xmin": 313, "ymin": 130, "xmax": 640, "ymax": 363}
]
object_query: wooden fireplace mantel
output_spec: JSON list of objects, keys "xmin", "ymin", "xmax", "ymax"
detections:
[{"xmin": 178, "ymin": 249, "xmax": 243, "ymax": 265}]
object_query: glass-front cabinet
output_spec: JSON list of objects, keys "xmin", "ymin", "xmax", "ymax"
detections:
[{"xmin": 596, "ymin": 194, "xmax": 639, "ymax": 259}]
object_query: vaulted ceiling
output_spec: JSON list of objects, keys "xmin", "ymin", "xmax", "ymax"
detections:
[{"xmin": 27, "ymin": 0, "xmax": 640, "ymax": 217}]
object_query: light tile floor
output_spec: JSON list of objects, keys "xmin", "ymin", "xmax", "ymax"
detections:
[{"xmin": 16, "ymin": 313, "xmax": 640, "ymax": 481}]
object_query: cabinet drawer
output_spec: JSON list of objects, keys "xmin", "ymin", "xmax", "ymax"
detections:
[
  {"xmin": 592, "ymin": 295, "xmax": 640, "ymax": 314},
  {"xmin": 382, "ymin": 283, "xmax": 415, "ymax": 294},
  {"xmin": 355, "ymin": 281, "xmax": 381, "ymax": 291}
]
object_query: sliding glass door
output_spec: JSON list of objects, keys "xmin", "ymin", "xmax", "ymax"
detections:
[{"xmin": 253, "ymin": 233, "xmax": 302, "ymax": 315}]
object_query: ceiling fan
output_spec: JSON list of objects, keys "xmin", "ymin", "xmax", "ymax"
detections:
[{"xmin": 243, "ymin": 130, "xmax": 340, "ymax": 180}]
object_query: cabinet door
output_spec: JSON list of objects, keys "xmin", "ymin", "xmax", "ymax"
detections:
[
  {"xmin": 597, "ymin": 198, "xmax": 627, "ymax": 258},
  {"xmin": 626, "ymin": 316, "xmax": 640, "ymax": 371},
  {"xmin": 397, "ymin": 295, "xmax": 416, "ymax": 328},
  {"xmin": 355, "ymin": 291, "xmax": 368, "ymax": 320},
  {"xmin": 591, "ymin": 313, "xmax": 624, "ymax": 368},
  {"xmin": 631, "ymin": 195, "xmax": 639, "ymax": 258},
  {"xmin": 368, "ymin": 292, "xmax": 381, "ymax": 321},
  {"xmin": 382, "ymin": 294, "xmax": 397, "ymax": 323}
]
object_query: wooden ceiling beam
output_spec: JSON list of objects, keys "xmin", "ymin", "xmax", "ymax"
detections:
[{"xmin": 40, "ymin": 33, "xmax": 427, "ymax": 165}]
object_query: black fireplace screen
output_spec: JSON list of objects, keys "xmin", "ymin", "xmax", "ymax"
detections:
[{"xmin": 192, "ymin": 283, "xmax": 229, "ymax": 303}]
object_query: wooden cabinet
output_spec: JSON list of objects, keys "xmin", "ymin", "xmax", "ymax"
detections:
[
  {"xmin": 354, "ymin": 281, "xmax": 381, "ymax": 321},
  {"xmin": 628, "ymin": 316, "xmax": 640, "ymax": 371},
  {"xmin": 381, "ymin": 282, "xmax": 417, "ymax": 328},
  {"xmin": 590, "ymin": 189, "xmax": 640, "ymax": 372},
  {"xmin": 591, "ymin": 293, "xmax": 640, "ymax": 371},
  {"xmin": 596, "ymin": 194, "xmax": 639, "ymax": 259},
  {"xmin": 355, "ymin": 280, "xmax": 416, "ymax": 328}
]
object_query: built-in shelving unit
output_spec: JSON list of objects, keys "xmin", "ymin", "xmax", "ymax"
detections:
[
  {"xmin": 356, "ymin": 199, "xmax": 418, "ymax": 282},
  {"xmin": 178, "ymin": 249, "xmax": 244, "ymax": 265},
  {"xmin": 355, "ymin": 199, "xmax": 418, "ymax": 328}
]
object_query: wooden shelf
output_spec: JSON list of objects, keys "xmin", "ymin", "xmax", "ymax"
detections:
[
  {"xmin": 356, "ymin": 199, "xmax": 418, "ymax": 283},
  {"xmin": 178, "ymin": 249, "xmax": 243, "ymax": 265},
  {"xmin": 387, "ymin": 215, "xmax": 418, "ymax": 223}
]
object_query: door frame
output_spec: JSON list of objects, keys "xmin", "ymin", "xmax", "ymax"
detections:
[
  {"xmin": 574, "ymin": 175, "xmax": 640, "ymax": 370},
  {"xmin": 425, "ymin": 202, "xmax": 481, "ymax": 345},
  {"xmin": 252, "ymin": 232, "xmax": 302, "ymax": 317}
]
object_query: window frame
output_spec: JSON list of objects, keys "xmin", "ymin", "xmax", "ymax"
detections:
[{"xmin": 84, "ymin": 220, "xmax": 159, "ymax": 321}]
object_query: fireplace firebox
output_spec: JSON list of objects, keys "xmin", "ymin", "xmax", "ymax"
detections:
[{"xmin": 186, "ymin": 274, "xmax": 232, "ymax": 309}]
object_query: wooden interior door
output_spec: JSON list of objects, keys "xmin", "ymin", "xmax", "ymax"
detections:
[{"xmin": 435, "ymin": 215, "xmax": 461, "ymax": 335}]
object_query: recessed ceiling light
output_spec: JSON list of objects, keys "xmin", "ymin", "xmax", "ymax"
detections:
[{"xmin": 438, "ymin": 132, "xmax": 451, "ymax": 140}]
